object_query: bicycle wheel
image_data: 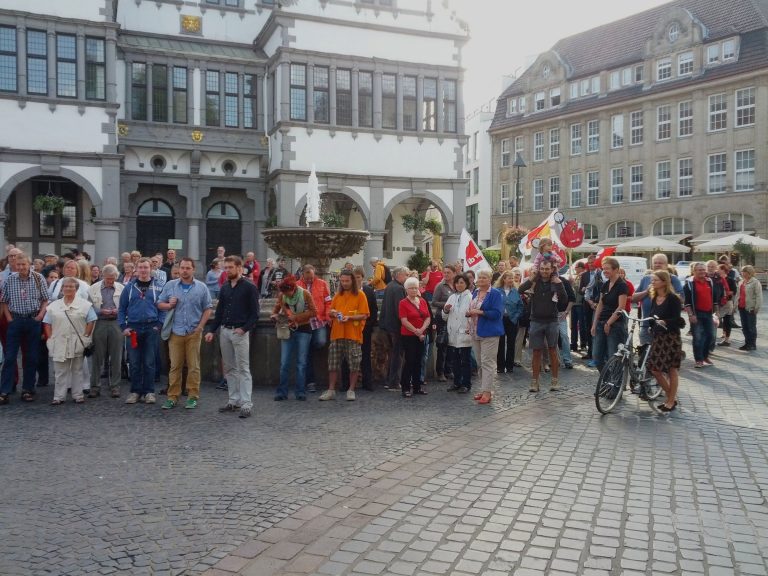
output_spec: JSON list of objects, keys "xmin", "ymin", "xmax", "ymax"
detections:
[{"xmin": 595, "ymin": 355, "xmax": 628, "ymax": 414}]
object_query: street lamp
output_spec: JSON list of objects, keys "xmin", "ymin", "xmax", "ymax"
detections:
[{"xmin": 513, "ymin": 152, "xmax": 527, "ymax": 228}]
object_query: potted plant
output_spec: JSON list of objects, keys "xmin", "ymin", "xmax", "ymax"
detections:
[
  {"xmin": 401, "ymin": 213, "xmax": 426, "ymax": 232},
  {"xmin": 33, "ymin": 194, "xmax": 66, "ymax": 214},
  {"xmin": 504, "ymin": 225, "xmax": 530, "ymax": 255},
  {"xmin": 424, "ymin": 217, "xmax": 442, "ymax": 235}
]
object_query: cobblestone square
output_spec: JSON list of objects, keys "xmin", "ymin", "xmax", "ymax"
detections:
[{"xmin": 2, "ymin": 311, "xmax": 768, "ymax": 576}]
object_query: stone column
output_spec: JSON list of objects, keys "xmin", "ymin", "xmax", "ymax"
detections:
[
  {"xmin": 256, "ymin": 74, "xmax": 265, "ymax": 130},
  {"xmin": 94, "ymin": 220, "xmax": 121, "ymax": 264},
  {"xmin": 124, "ymin": 58, "xmax": 132, "ymax": 118},
  {"xmin": 146, "ymin": 62, "xmax": 153, "ymax": 122},
  {"xmin": 329, "ymin": 66, "xmax": 337, "ymax": 126},
  {"xmin": 373, "ymin": 70, "xmax": 382, "ymax": 130},
  {"xmin": 306, "ymin": 63, "xmax": 315, "ymax": 124},
  {"xmin": 351, "ymin": 67, "xmax": 359, "ymax": 129},
  {"xmin": 416, "ymin": 74, "xmax": 424, "ymax": 133},
  {"xmin": 442, "ymin": 233, "xmax": 461, "ymax": 265},
  {"xmin": 188, "ymin": 218, "xmax": 200, "ymax": 262},
  {"xmin": 76, "ymin": 32, "xmax": 86, "ymax": 100},
  {"xmin": 396, "ymin": 72, "xmax": 404, "ymax": 132},
  {"xmin": 364, "ymin": 231, "xmax": 386, "ymax": 276},
  {"xmin": 46, "ymin": 28, "xmax": 56, "ymax": 98},
  {"xmin": 0, "ymin": 213, "xmax": 6, "ymax": 249},
  {"xmin": 436, "ymin": 74, "xmax": 445, "ymax": 134},
  {"xmin": 17, "ymin": 26, "xmax": 26, "ymax": 96},
  {"xmin": 105, "ymin": 31, "xmax": 118, "ymax": 103}
]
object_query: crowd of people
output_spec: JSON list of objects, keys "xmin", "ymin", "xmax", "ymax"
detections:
[{"xmin": 0, "ymin": 243, "xmax": 762, "ymax": 416}]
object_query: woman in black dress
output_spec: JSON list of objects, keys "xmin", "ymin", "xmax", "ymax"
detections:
[{"xmin": 647, "ymin": 270, "xmax": 683, "ymax": 412}]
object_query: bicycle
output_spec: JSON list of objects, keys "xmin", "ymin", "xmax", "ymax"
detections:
[{"xmin": 594, "ymin": 310, "xmax": 663, "ymax": 414}]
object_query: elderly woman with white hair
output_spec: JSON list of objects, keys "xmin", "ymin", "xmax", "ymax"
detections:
[
  {"xmin": 398, "ymin": 275, "xmax": 432, "ymax": 397},
  {"xmin": 43, "ymin": 277, "xmax": 97, "ymax": 404},
  {"xmin": 467, "ymin": 269, "xmax": 505, "ymax": 405}
]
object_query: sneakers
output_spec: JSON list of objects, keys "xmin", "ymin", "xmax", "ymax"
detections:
[
  {"xmin": 307, "ymin": 382, "xmax": 317, "ymax": 393},
  {"xmin": 319, "ymin": 390, "xmax": 336, "ymax": 401},
  {"xmin": 161, "ymin": 399, "xmax": 177, "ymax": 410},
  {"xmin": 529, "ymin": 380, "xmax": 539, "ymax": 393},
  {"xmin": 144, "ymin": 393, "xmax": 156, "ymax": 404},
  {"xmin": 346, "ymin": 390, "xmax": 356, "ymax": 401},
  {"xmin": 717, "ymin": 340, "xmax": 731, "ymax": 346},
  {"xmin": 125, "ymin": 393, "xmax": 140, "ymax": 404},
  {"xmin": 218, "ymin": 403, "xmax": 238, "ymax": 413},
  {"xmin": 183, "ymin": 397, "xmax": 196, "ymax": 409},
  {"xmin": 238, "ymin": 407, "xmax": 251, "ymax": 418},
  {"xmin": 550, "ymin": 378, "xmax": 560, "ymax": 391}
]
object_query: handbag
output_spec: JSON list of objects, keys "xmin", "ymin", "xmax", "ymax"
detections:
[
  {"xmin": 161, "ymin": 308, "xmax": 175, "ymax": 341},
  {"xmin": 275, "ymin": 315, "xmax": 292, "ymax": 340},
  {"xmin": 63, "ymin": 309, "xmax": 93, "ymax": 357}
]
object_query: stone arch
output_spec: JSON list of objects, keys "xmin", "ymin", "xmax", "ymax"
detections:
[
  {"xmin": 382, "ymin": 189, "xmax": 453, "ymax": 234},
  {"xmin": 295, "ymin": 186, "xmax": 370, "ymax": 229},
  {"xmin": 0, "ymin": 165, "xmax": 101, "ymax": 213}
]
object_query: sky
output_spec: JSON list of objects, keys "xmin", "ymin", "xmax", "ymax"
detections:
[{"xmin": 452, "ymin": 0, "xmax": 671, "ymax": 113}]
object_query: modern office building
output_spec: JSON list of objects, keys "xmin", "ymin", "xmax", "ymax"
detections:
[
  {"xmin": 0, "ymin": 0, "xmax": 468, "ymax": 266},
  {"xmin": 489, "ymin": 0, "xmax": 768, "ymax": 256}
]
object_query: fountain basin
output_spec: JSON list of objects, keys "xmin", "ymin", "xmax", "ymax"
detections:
[{"xmin": 262, "ymin": 227, "xmax": 369, "ymax": 275}]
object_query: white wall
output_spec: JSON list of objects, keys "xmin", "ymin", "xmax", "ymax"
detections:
[
  {"xmin": 290, "ymin": 131, "xmax": 459, "ymax": 180},
  {"xmin": 0, "ymin": 101, "xmax": 109, "ymax": 153},
  {"xmin": 0, "ymin": 162, "xmax": 103, "ymax": 200},
  {"xmin": 2, "ymin": 0, "xmax": 106, "ymax": 21},
  {"xmin": 116, "ymin": 2, "xmax": 270, "ymax": 44},
  {"xmin": 464, "ymin": 109, "xmax": 494, "ymax": 246},
  {"xmin": 291, "ymin": 20, "xmax": 458, "ymax": 67}
]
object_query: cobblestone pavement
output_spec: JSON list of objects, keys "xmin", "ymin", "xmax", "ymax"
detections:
[{"xmin": 2, "ymin": 310, "xmax": 768, "ymax": 576}]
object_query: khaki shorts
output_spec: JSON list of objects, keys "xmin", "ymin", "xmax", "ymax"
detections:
[
  {"xmin": 528, "ymin": 320, "xmax": 559, "ymax": 350},
  {"xmin": 328, "ymin": 339, "xmax": 362, "ymax": 372}
]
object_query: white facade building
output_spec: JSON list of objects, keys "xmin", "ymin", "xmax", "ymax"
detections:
[
  {"xmin": 463, "ymin": 100, "xmax": 495, "ymax": 247},
  {"xmin": 0, "ymin": 0, "xmax": 469, "ymax": 268}
]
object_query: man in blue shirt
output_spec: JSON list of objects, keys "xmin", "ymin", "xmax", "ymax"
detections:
[
  {"xmin": 157, "ymin": 258, "xmax": 213, "ymax": 410},
  {"xmin": 118, "ymin": 258, "xmax": 165, "ymax": 405},
  {"xmin": 632, "ymin": 253, "xmax": 684, "ymax": 346}
]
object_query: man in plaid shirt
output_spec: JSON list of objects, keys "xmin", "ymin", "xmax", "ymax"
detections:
[{"xmin": 0, "ymin": 253, "xmax": 49, "ymax": 404}]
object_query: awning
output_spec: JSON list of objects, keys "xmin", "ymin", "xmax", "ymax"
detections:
[
  {"xmin": 693, "ymin": 233, "xmax": 768, "ymax": 253},
  {"xmin": 569, "ymin": 242, "xmax": 600, "ymax": 252},
  {"xmin": 597, "ymin": 238, "xmax": 623, "ymax": 246},
  {"xmin": 690, "ymin": 231, "xmax": 755, "ymax": 244},
  {"xmin": 656, "ymin": 234, "xmax": 693, "ymax": 243},
  {"xmin": 615, "ymin": 235, "xmax": 689, "ymax": 253}
]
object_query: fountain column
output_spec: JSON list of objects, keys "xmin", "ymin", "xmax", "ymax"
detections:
[{"xmin": 364, "ymin": 231, "xmax": 386, "ymax": 275}]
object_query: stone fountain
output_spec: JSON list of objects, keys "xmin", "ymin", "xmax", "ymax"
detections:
[{"xmin": 261, "ymin": 165, "xmax": 369, "ymax": 277}]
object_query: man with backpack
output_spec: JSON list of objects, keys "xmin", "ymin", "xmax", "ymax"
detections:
[{"xmin": 370, "ymin": 257, "xmax": 390, "ymax": 297}]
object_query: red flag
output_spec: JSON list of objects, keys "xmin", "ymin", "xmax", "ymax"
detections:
[{"xmin": 594, "ymin": 246, "xmax": 616, "ymax": 269}]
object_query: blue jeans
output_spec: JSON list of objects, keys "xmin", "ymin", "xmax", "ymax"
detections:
[
  {"xmin": 692, "ymin": 310, "xmax": 715, "ymax": 362},
  {"xmin": 452, "ymin": 346, "xmax": 472, "ymax": 389},
  {"xmin": 305, "ymin": 325, "xmax": 328, "ymax": 385},
  {"xmin": 739, "ymin": 308, "xmax": 757, "ymax": 348},
  {"xmin": 128, "ymin": 324, "xmax": 159, "ymax": 395},
  {"xmin": 0, "ymin": 318, "xmax": 41, "ymax": 395},
  {"xmin": 558, "ymin": 318, "xmax": 572, "ymax": 364},
  {"xmin": 277, "ymin": 330, "xmax": 311, "ymax": 398},
  {"xmin": 570, "ymin": 305, "xmax": 585, "ymax": 349},
  {"xmin": 592, "ymin": 318, "xmax": 627, "ymax": 370}
]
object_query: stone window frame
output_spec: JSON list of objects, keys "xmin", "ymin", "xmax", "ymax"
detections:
[
  {"xmin": 607, "ymin": 220, "xmax": 642, "ymax": 238},
  {"xmin": 707, "ymin": 152, "xmax": 727, "ymax": 194},
  {"xmin": 532, "ymin": 179, "xmax": 544, "ymax": 212},
  {"xmin": 735, "ymin": 86, "xmax": 755, "ymax": 127},
  {"xmin": 656, "ymin": 104, "xmax": 672, "ymax": 141},
  {"xmin": 500, "ymin": 182, "xmax": 510, "ymax": 215},
  {"xmin": 500, "ymin": 138, "xmax": 510, "ymax": 168},
  {"xmin": 656, "ymin": 160, "xmax": 671, "ymax": 200},
  {"xmin": 587, "ymin": 171, "xmax": 599, "ymax": 206},
  {"xmin": 0, "ymin": 15, "xmax": 114, "ymax": 105},
  {"xmin": 587, "ymin": 119, "xmax": 599, "ymax": 153},
  {"xmin": 610, "ymin": 114, "xmax": 624, "ymax": 149},
  {"xmin": 630, "ymin": 110, "xmax": 643, "ymax": 145},
  {"xmin": 275, "ymin": 51, "xmax": 462, "ymax": 138},
  {"xmin": 548, "ymin": 176, "xmax": 560, "ymax": 210},
  {"xmin": 653, "ymin": 217, "xmax": 691, "ymax": 236},
  {"xmin": 678, "ymin": 100, "xmax": 693, "ymax": 138},
  {"xmin": 630, "ymin": 165, "xmax": 644, "ymax": 202},
  {"xmin": 549, "ymin": 127, "xmax": 560, "ymax": 160},
  {"xmin": 734, "ymin": 149, "xmax": 755, "ymax": 192},
  {"xmin": 26, "ymin": 28, "xmax": 48, "ymax": 95},
  {"xmin": 708, "ymin": 93, "xmax": 727, "ymax": 132},
  {"xmin": 0, "ymin": 25, "xmax": 17, "ymax": 93},
  {"xmin": 533, "ymin": 131, "xmax": 544, "ymax": 162},
  {"xmin": 570, "ymin": 173, "xmax": 581, "ymax": 208},
  {"xmin": 55, "ymin": 33, "xmax": 77, "ymax": 99},
  {"xmin": 610, "ymin": 167, "xmax": 624, "ymax": 204},
  {"xmin": 678, "ymin": 158, "xmax": 693, "ymax": 197},
  {"xmin": 570, "ymin": 123, "xmax": 582, "ymax": 156}
]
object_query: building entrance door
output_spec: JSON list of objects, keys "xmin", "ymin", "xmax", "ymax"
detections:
[
  {"xmin": 206, "ymin": 202, "xmax": 241, "ymax": 264},
  {"xmin": 136, "ymin": 199, "xmax": 175, "ymax": 256}
]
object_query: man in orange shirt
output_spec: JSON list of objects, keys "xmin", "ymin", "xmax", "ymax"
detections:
[
  {"xmin": 319, "ymin": 270, "xmax": 370, "ymax": 402},
  {"xmin": 297, "ymin": 264, "xmax": 331, "ymax": 392}
]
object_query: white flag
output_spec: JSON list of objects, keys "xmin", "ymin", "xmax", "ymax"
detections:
[{"xmin": 458, "ymin": 229, "xmax": 492, "ymax": 273}]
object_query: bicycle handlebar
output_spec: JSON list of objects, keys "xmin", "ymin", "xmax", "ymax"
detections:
[{"xmin": 617, "ymin": 309, "xmax": 663, "ymax": 327}]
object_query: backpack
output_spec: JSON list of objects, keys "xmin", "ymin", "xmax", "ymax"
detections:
[{"xmin": 382, "ymin": 264, "xmax": 392, "ymax": 285}]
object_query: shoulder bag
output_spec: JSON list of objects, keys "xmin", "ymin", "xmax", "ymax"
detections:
[{"xmin": 63, "ymin": 309, "xmax": 93, "ymax": 357}]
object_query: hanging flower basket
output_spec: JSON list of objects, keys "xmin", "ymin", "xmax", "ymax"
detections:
[
  {"xmin": 504, "ymin": 225, "xmax": 530, "ymax": 252},
  {"xmin": 424, "ymin": 218, "xmax": 442, "ymax": 235},
  {"xmin": 401, "ymin": 214, "xmax": 426, "ymax": 232},
  {"xmin": 33, "ymin": 195, "xmax": 66, "ymax": 214}
]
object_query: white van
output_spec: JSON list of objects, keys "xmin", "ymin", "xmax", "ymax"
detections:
[{"xmin": 569, "ymin": 255, "xmax": 648, "ymax": 286}]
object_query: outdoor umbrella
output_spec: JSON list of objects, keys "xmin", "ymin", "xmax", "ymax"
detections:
[
  {"xmin": 615, "ymin": 236, "xmax": 687, "ymax": 253},
  {"xmin": 693, "ymin": 233, "xmax": 768, "ymax": 253}
]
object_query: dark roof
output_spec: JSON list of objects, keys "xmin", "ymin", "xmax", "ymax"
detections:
[
  {"xmin": 119, "ymin": 32, "xmax": 267, "ymax": 63},
  {"xmin": 490, "ymin": 0, "xmax": 768, "ymax": 133}
]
